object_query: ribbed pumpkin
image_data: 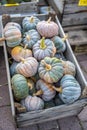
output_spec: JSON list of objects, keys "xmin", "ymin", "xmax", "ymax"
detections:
[
  {"xmin": 34, "ymin": 80, "xmax": 56, "ymax": 101},
  {"xmin": 33, "ymin": 37, "xmax": 56, "ymax": 61},
  {"xmin": 4, "ymin": 22, "xmax": 21, "ymax": 31},
  {"xmin": 38, "ymin": 57, "xmax": 64, "ymax": 83},
  {"xmin": 52, "ymin": 75, "xmax": 81, "ymax": 104},
  {"xmin": 11, "ymin": 45, "xmax": 32, "ymax": 62},
  {"xmin": 62, "ymin": 60, "xmax": 76, "ymax": 76},
  {"xmin": 10, "ymin": 61, "xmax": 18, "ymax": 76},
  {"xmin": 11, "ymin": 74, "xmax": 29, "ymax": 100},
  {"xmin": 51, "ymin": 36, "xmax": 66, "ymax": 53},
  {"xmin": 16, "ymin": 57, "xmax": 38, "ymax": 77},
  {"xmin": 27, "ymin": 79, "xmax": 36, "ymax": 96},
  {"xmin": 23, "ymin": 29, "xmax": 41, "ymax": 49},
  {"xmin": 37, "ymin": 17, "xmax": 59, "ymax": 38},
  {"xmin": 22, "ymin": 16, "xmax": 40, "ymax": 32},
  {"xmin": 4, "ymin": 26, "xmax": 22, "ymax": 47},
  {"xmin": 21, "ymin": 95, "xmax": 44, "ymax": 111}
]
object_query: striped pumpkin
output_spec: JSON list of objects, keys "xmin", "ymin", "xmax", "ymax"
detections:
[
  {"xmin": 11, "ymin": 45, "xmax": 32, "ymax": 62},
  {"xmin": 33, "ymin": 37, "xmax": 56, "ymax": 61},
  {"xmin": 23, "ymin": 29, "xmax": 41, "ymax": 49},
  {"xmin": 51, "ymin": 36, "xmax": 66, "ymax": 53},
  {"xmin": 11, "ymin": 74, "xmax": 29, "ymax": 100},
  {"xmin": 4, "ymin": 26, "xmax": 22, "ymax": 47},
  {"xmin": 38, "ymin": 57, "xmax": 64, "ymax": 83},
  {"xmin": 22, "ymin": 16, "xmax": 40, "ymax": 32},
  {"xmin": 37, "ymin": 17, "xmax": 59, "ymax": 38},
  {"xmin": 16, "ymin": 57, "xmax": 38, "ymax": 77},
  {"xmin": 34, "ymin": 79, "xmax": 56, "ymax": 101},
  {"xmin": 21, "ymin": 95, "xmax": 44, "ymax": 111}
]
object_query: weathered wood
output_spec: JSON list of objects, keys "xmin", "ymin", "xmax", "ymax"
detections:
[
  {"xmin": 38, "ymin": 120, "xmax": 59, "ymax": 130},
  {"xmin": 64, "ymin": 3, "xmax": 87, "ymax": 14},
  {"xmin": 62, "ymin": 12, "xmax": 87, "ymax": 27},
  {"xmin": 65, "ymin": 0, "xmax": 79, "ymax": 4},
  {"xmin": 63, "ymin": 25, "xmax": 87, "ymax": 32},
  {"xmin": 0, "ymin": 1, "xmax": 38, "ymax": 15},
  {"xmin": 68, "ymin": 30, "xmax": 87, "ymax": 46},
  {"xmin": 17, "ymin": 125, "xmax": 38, "ymax": 130},
  {"xmin": 16, "ymin": 99, "xmax": 87, "ymax": 127}
]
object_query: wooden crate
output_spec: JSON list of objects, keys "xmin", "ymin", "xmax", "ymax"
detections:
[
  {"xmin": 0, "ymin": 0, "xmax": 39, "ymax": 15},
  {"xmin": 1, "ymin": 14, "xmax": 87, "ymax": 127}
]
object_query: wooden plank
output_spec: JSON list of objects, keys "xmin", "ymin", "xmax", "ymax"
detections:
[
  {"xmin": 65, "ymin": 0, "xmax": 79, "ymax": 4},
  {"xmin": 38, "ymin": 120, "xmax": 59, "ymax": 130},
  {"xmin": 64, "ymin": 3, "xmax": 87, "ymax": 14},
  {"xmin": 62, "ymin": 12, "xmax": 87, "ymax": 27},
  {"xmin": 63, "ymin": 25, "xmax": 87, "ymax": 32},
  {"xmin": 16, "ymin": 99, "xmax": 87, "ymax": 127},
  {"xmin": 17, "ymin": 125, "xmax": 38, "ymax": 130},
  {"xmin": 68, "ymin": 30, "xmax": 87, "ymax": 46}
]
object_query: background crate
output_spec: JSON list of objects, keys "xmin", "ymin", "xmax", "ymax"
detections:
[
  {"xmin": 0, "ymin": 0, "xmax": 39, "ymax": 15},
  {"xmin": 1, "ymin": 14, "xmax": 87, "ymax": 127}
]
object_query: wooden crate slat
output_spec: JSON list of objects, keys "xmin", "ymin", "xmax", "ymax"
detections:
[
  {"xmin": 68, "ymin": 30, "xmax": 87, "ymax": 46},
  {"xmin": 62, "ymin": 12, "xmax": 87, "ymax": 27},
  {"xmin": 65, "ymin": 0, "xmax": 79, "ymax": 4},
  {"xmin": 64, "ymin": 3, "xmax": 87, "ymax": 14}
]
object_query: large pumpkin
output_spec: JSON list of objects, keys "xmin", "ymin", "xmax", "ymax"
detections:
[
  {"xmin": 4, "ymin": 26, "xmax": 22, "ymax": 47},
  {"xmin": 33, "ymin": 37, "xmax": 56, "ymax": 61},
  {"xmin": 21, "ymin": 95, "xmax": 44, "ymax": 111},
  {"xmin": 51, "ymin": 36, "xmax": 66, "ymax": 53},
  {"xmin": 52, "ymin": 75, "xmax": 81, "ymax": 104},
  {"xmin": 11, "ymin": 74, "xmax": 29, "ymax": 100},
  {"xmin": 34, "ymin": 79, "xmax": 56, "ymax": 101},
  {"xmin": 16, "ymin": 57, "xmax": 38, "ymax": 77},
  {"xmin": 37, "ymin": 17, "xmax": 59, "ymax": 38},
  {"xmin": 38, "ymin": 57, "xmax": 64, "ymax": 83},
  {"xmin": 11, "ymin": 45, "xmax": 32, "ymax": 62},
  {"xmin": 62, "ymin": 60, "xmax": 76, "ymax": 76},
  {"xmin": 23, "ymin": 29, "xmax": 41, "ymax": 49},
  {"xmin": 22, "ymin": 16, "xmax": 40, "ymax": 32}
]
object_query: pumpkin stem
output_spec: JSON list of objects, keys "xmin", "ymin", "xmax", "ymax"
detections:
[
  {"xmin": 24, "ymin": 44, "xmax": 28, "ymax": 49},
  {"xmin": 62, "ymin": 34, "xmax": 68, "ymax": 41},
  {"xmin": 29, "ymin": 16, "xmax": 34, "ymax": 23},
  {"xmin": 33, "ymin": 89, "xmax": 43, "ymax": 96},
  {"xmin": 26, "ymin": 35, "xmax": 30, "ymax": 41},
  {"xmin": 0, "ymin": 37, "xmax": 5, "ymax": 42},
  {"xmin": 20, "ymin": 57, "xmax": 25, "ymax": 63},
  {"xmin": 42, "ymin": 60, "xmax": 52, "ymax": 71},
  {"xmin": 47, "ymin": 17, "xmax": 51, "ymax": 23},
  {"xmin": 40, "ymin": 37, "xmax": 46, "ymax": 49},
  {"xmin": 52, "ymin": 86, "xmax": 62, "ymax": 93},
  {"xmin": 28, "ymin": 82, "xmax": 33, "ymax": 90}
]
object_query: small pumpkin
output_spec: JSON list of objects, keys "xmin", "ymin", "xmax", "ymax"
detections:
[
  {"xmin": 16, "ymin": 57, "xmax": 38, "ymax": 77},
  {"xmin": 11, "ymin": 45, "xmax": 32, "ymax": 62},
  {"xmin": 4, "ymin": 26, "xmax": 22, "ymax": 47},
  {"xmin": 62, "ymin": 60, "xmax": 76, "ymax": 76},
  {"xmin": 21, "ymin": 95, "xmax": 44, "ymax": 111},
  {"xmin": 52, "ymin": 75, "xmax": 81, "ymax": 104},
  {"xmin": 23, "ymin": 29, "xmax": 41, "ymax": 49},
  {"xmin": 33, "ymin": 37, "xmax": 56, "ymax": 61},
  {"xmin": 22, "ymin": 16, "xmax": 40, "ymax": 32},
  {"xmin": 11, "ymin": 74, "xmax": 29, "ymax": 100},
  {"xmin": 27, "ymin": 79, "xmax": 36, "ymax": 96},
  {"xmin": 34, "ymin": 79, "xmax": 56, "ymax": 101},
  {"xmin": 37, "ymin": 17, "xmax": 59, "ymax": 38},
  {"xmin": 4, "ymin": 22, "xmax": 21, "ymax": 31},
  {"xmin": 51, "ymin": 36, "xmax": 66, "ymax": 53},
  {"xmin": 38, "ymin": 57, "xmax": 64, "ymax": 83},
  {"xmin": 10, "ymin": 61, "xmax": 18, "ymax": 76}
]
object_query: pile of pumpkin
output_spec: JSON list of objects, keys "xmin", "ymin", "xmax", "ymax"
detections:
[{"xmin": 3, "ymin": 16, "xmax": 81, "ymax": 113}]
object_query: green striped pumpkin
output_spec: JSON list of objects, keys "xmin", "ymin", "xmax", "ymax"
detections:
[
  {"xmin": 11, "ymin": 74, "xmax": 29, "ymax": 100},
  {"xmin": 38, "ymin": 57, "xmax": 64, "ymax": 83}
]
